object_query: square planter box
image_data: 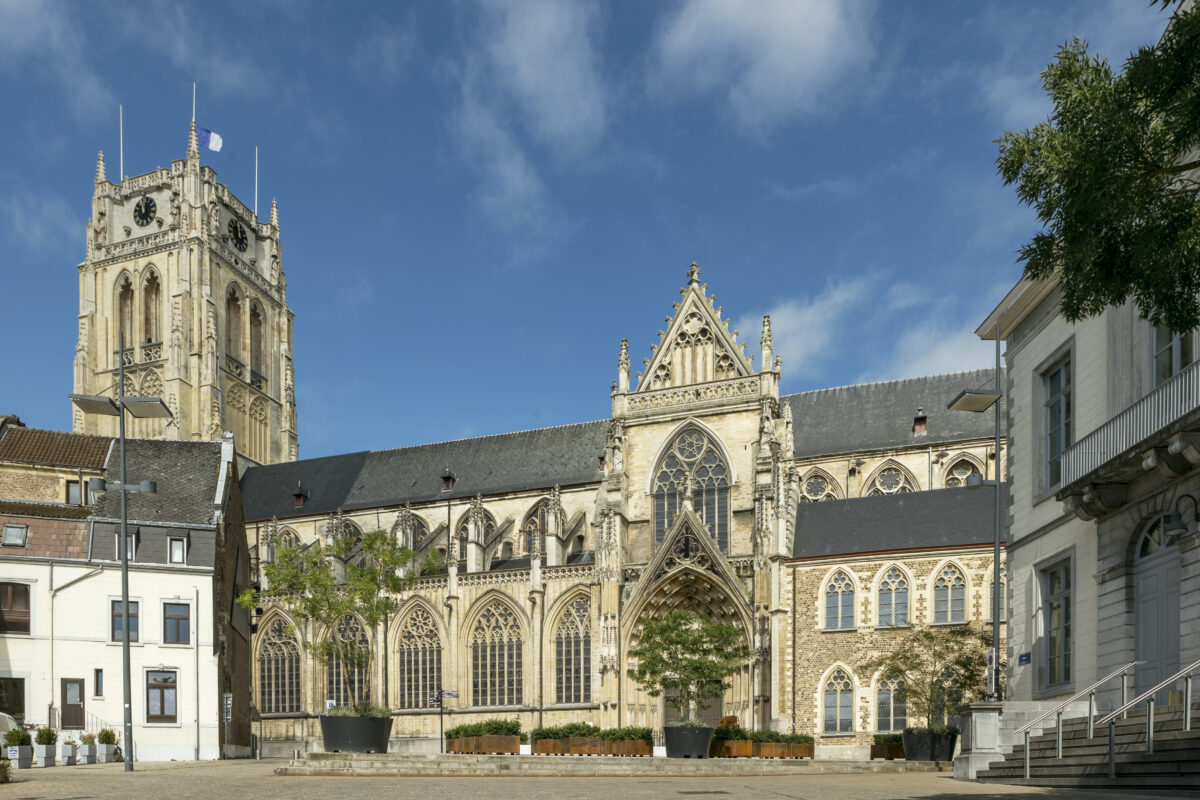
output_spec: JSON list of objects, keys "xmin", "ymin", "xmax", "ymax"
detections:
[
  {"xmin": 33, "ymin": 743, "xmax": 56, "ymax": 767},
  {"xmin": 787, "ymin": 743, "xmax": 814, "ymax": 759},
  {"xmin": 605, "ymin": 739, "xmax": 652, "ymax": 757},
  {"xmin": 533, "ymin": 739, "xmax": 562, "ymax": 755},
  {"xmin": 710, "ymin": 739, "xmax": 753, "ymax": 758},
  {"xmin": 478, "ymin": 735, "xmax": 519, "ymax": 755},
  {"xmin": 565, "ymin": 736, "xmax": 603, "ymax": 756},
  {"xmin": 59, "ymin": 744, "xmax": 77, "ymax": 765},
  {"xmin": 6, "ymin": 745, "xmax": 32, "ymax": 769},
  {"xmin": 752, "ymin": 741, "xmax": 788, "ymax": 759},
  {"xmin": 97, "ymin": 744, "xmax": 118, "ymax": 763},
  {"xmin": 869, "ymin": 744, "xmax": 904, "ymax": 760},
  {"xmin": 77, "ymin": 744, "xmax": 97, "ymax": 764}
]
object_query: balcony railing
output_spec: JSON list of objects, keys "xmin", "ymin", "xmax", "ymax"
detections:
[
  {"xmin": 141, "ymin": 341, "xmax": 162, "ymax": 361},
  {"xmin": 250, "ymin": 370, "xmax": 267, "ymax": 391},
  {"xmin": 225, "ymin": 354, "xmax": 245, "ymax": 379},
  {"xmin": 113, "ymin": 347, "xmax": 134, "ymax": 367},
  {"xmin": 1061, "ymin": 358, "xmax": 1200, "ymax": 487}
]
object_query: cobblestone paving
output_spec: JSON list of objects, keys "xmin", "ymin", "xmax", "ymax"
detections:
[{"xmin": 2, "ymin": 760, "xmax": 1183, "ymax": 799}]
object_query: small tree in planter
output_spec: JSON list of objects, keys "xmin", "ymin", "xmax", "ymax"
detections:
[
  {"xmin": 239, "ymin": 521, "xmax": 430, "ymax": 754},
  {"xmin": 96, "ymin": 728, "xmax": 118, "ymax": 763},
  {"xmin": 33, "ymin": 727, "xmax": 56, "ymax": 767},
  {"xmin": 4, "ymin": 728, "xmax": 32, "ymax": 769},
  {"xmin": 860, "ymin": 625, "xmax": 991, "ymax": 761},
  {"xmin": 59, "ymin": 738, "xmax": 77, "ymax": 766},
  {"xmin": 627, "ymin": 610, "xmax": 750, "ymax": 758},
  {"xmin": 78, "ymin": 733, "xmax": 97, "ymax": 764}
]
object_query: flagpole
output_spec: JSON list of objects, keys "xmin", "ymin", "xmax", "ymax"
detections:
[
  {"xmin": 119, "ymin": 104, "xmax": 124, "ymax": 183},
  {"xmin": 254, "ymin": 146, "xmax": 259, "ymax": 218},
  {"xmin": 192, "ymin": 82, "xmax": 196, "ymax": 123}
]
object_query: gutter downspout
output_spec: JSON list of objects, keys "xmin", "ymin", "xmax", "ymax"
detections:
[
  {"xmin": 50, "ymin": 564, "xmax": 104, "ymax": 726},
  {"xmin": 195, "ymin": 584, "xmax": 200, "ymax": 761},
  {"xmin": 790, "ymin": 563, "xmax": 797, "ymax": 734}
]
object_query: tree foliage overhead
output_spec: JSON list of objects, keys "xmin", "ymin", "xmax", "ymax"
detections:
[
  {"xmin": 996, "ymin": 3, "xmax": 1200, "ymax": 332},
  {"xmin": 626, "ymin": 610, "xmax": 750, "ymax": 726}
]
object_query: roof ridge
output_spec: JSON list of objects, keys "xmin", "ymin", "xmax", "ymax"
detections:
[
  {"xmin": 368, "ymin": 418, "xmax": 608, "ymax": 456},
  {"xmin": 0, "ymin": 496, "xmax": 89, "ymax": 508},
  {"xmin": 782, "ymin": 367, "xmax": 997, "ymax": 400},
  {"xmin": 4, "ymin": 426, "xmax": 112, "ymax": 441}
]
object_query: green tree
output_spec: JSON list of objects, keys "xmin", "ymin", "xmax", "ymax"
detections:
[
  {"xmin": 626, "ymin": 610, "xmax": 751, "ymax": 726},
  {"xmin": 238, "ymin": 518, "xmax": 434, "ymax": 713},
  {"xmin": 996, "ymin": 3, "xmax": 1200, "ymax": 332},
  {"xmin": 859, "ymin": 625, "xmax": 992, "ymax": 733}
]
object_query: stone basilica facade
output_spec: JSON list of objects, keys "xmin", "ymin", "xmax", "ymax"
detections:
[{"xmin": 239, "ymin": 263, "xmax": 1007, "ymax": 756}]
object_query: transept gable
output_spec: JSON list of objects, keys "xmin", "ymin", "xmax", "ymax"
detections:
[{"xmin": 635, "ymin": 264, "xmax": 755, "ymax": 392}]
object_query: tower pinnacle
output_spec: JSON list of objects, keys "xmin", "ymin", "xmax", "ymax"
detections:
[
  {"xmin": 686, "ymin": 261, "xmax": 702, "ymax": 287},
  {"xmin": 95, "ymin": 151, "xmax": 106, "ymax": 183},
  {"xmin": 188, "ymin": 121, "xmax": 199, "ymax": 159},
  {"xmin": 270, "ymin": 198, "xmax": 279, "ymax": 228}
]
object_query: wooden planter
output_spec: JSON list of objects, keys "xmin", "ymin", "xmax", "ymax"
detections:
[
  {"xmin": 478, "ymin": 735, "xmax": 519, "ymax": 754},
  {"xmin": 565, "ymin": 736, "xmax": 603, "ymax": 756},
  {"xmin": 605, "ymin": 739, "xmax": 652, "ymax": 757},
  {"xmin": 869, "ymin": 744, "xmax": 904, "ymax": 760},
  {"xmin": 752, "ymin": 742, "xmax": 788, "ymax": 759},
  {"xmin": 533, "ymin": 739, "xmax": 563, "ymax": 755},
  {"xmin": 709, "ymin": 739, "xmax": 753, "ymax": 758},
  {"xmin": 787, "ymin": 743, "xmax": 814, "ymax": 759}
]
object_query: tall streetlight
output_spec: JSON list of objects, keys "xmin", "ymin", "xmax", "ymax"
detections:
[
  {"xmin": 947, "ymin": 322, "xmax": 1003, "ymax": 700},
  {"xmin": 436, "ymin": 467, "xmax": 456, "ymax": 752},
  {"xmin": 70, "ymin": 331, "xmax": 172, "ymax": 771}
]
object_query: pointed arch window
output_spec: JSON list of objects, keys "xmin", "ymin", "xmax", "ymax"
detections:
[
  {"xmin": 117, "ymin": 275, "xmax": 135, "ymax": 358},
  {"xmin": 867, "ymin": 464, "xmax": 915, "ymax": 496},
  {"xmin": 653, "ymin": 426, "xmax": 731, "ymax": 550},
  {"xmin": 945, "ymin": 459, "xmax": 981, "ymax": 488},
  {"xmin": 801, "ymin": 472, "xmax": 839, "ymax": 502},
  {"xmin": 458, "ymin": 510, "xmax": 496, "ymax": 562},
  {"xmin": 876, "ymin": 673, "xmax": 906, "ymax": 733},
  {"xmin": 877, "ymin": 567, "xmax": 908, "ymax": 627},
  {"xmin": 471, "ymin": 601, "xmax": 522, "ymax": 707},
  {"xmin": 933, "ymin": 564, "xmax": 966, "ymax": 624},
  {"xmin": 554, "ymin": 596, "xmax": 591, "ymax": 704},
  {"xmin": 143, "ymin": 270, "xmax": 161, "ymax": 346},
  {"xmin": 249, "ymin": 302, "xmax": 265, "ymax": 387},
  {"xmin": 266, "ymin": 527, "xmax": 300, "ymax": 563},
  {"xmin": 396, "ymin": 608, "xmax": 441, "ymax": 710},
  {"xmin": 521, "ymin": 500, "xmax": 562, "ymax": 556},
  {"xmin": 258, "ymin": 618, "xmax": 300, "ymax": 714},
  {"xmin": 823, "ymin": 668, "xmax": 854, "ymax": 734},
  {"xmin": 825, "ymin": 570, "xmax": 855, "ymax": 630},
  {"xmin": 326, "ymin": 614, "xmax": 370, "ymax": 707},
  {"xmin": 249, "ymin": 396, "xmax": 268, "ymax": 463},
  {"xmin": 226, "ymin": 285, "xmax": 243, "ymax": 369}
]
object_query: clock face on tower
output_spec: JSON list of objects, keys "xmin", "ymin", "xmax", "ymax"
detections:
[
  {"xmin": 133, "ymin": 196, "xmax": 156, "ymax": 227},
  {"xmin": 227, "ymin": 219, "xmax": 249, "ymax": 252}
]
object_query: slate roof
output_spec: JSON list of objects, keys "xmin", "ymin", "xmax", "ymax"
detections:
[
  {"xmin": 241, "ymin": 421, "xmax": 609, "ymax": 522},
  {"xmin": 0, "ymin": 499, "xmax": 93, "ymax": 520},
  {"xmin": 783, "ymin": 369, "xmax": 999, "ymax": 458},
  {"xmin": 94, "ymin": 439, "xmax": 223, "ymax": 526},
  {"xmin": 0, "ymin": 426, "xmax": 112, "ymax": 468},
  {"xmin": 791, "ymin": 484, "xmax": 1004, "ymax": 559}
]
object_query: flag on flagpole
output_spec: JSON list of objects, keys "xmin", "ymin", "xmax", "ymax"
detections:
[{"xmin": 196, "ymin": 126, "xmax": 223, "ymax": 152}]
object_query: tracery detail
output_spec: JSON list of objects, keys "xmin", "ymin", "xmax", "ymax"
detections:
[
  {"xmin": 258, "ymin": 618, "xmax": 300, "ymax": 714},
  {"xmin": 396, "ymin": 608, "xmax": 441, "ymax": 710},
  {"xmin": 471, "ymin": 601, "xmax": 523, "ymax": 707},
  {"xmin": 653, "ymin": 426, "xmax": 730, "ymax": 550},
  {"xmin": 555, "ymin": 596, "xmax": 591, "ymax": 704}
]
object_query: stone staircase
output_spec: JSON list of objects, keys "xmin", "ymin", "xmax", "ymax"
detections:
[
  {"xmin": 977, "ymin": 702, "xmax": 1200, "ymax": 790},
  {"xmin": 277, "ymin": 752, "xmax": 944, "ymax": 778}
]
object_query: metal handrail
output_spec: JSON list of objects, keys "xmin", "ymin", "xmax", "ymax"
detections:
[
  {"xmin": 1095, "ymin": 657, "xmax": 1200, "ymax": 779},
  {"xmin": 1019, "ymin": 660, "xmax": 1141, "ymax": 778}
]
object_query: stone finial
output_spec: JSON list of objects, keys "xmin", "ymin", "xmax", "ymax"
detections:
[
  {"xmin": 760, "ymin": 314, "xmax": 773, "ymax": 371},
  {"xmin": 617, "ymin": 339, "xmax": 630, "ymax": 393},
  {"xmin": 95, "ymin": 151, "xmax": 106, "ymax": 183},
  {"xmin": 188, "ymin": 121, "xmax": 199, "ymax": 159},
  {"xmin": 686, "ymin": 261, "xmax": 701, "ymax": 287},
  {"xmin": 270, "ymin": 198, "xmax": 279, "ymax": 228}
]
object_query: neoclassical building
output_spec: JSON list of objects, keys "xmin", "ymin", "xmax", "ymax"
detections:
[{"xmin": 239, "ymin": 265, "xmax": 1005, "ymax": 755}]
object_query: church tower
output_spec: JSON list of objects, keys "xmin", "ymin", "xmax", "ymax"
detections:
[{"xmin": 73, "ymin": 124, "xmax": 298, "ymax": 465}]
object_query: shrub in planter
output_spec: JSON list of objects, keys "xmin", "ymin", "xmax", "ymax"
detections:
[
  {"xmin": 599, "ymin": 727, "xmax": 653, "ymax": 757},
  {"xmin": 447, "ymin": 719, "xmax": 521, "ymax": 754},
  {"xmin": 0, "ymin": 757, "xmax": 10, "ymax": 783},
  {"xmin": 4, "ymin": 729, "xmax": 32, "ymax": 770},
  {"xmin": 96, "ymin": 728, "xmax": 118, "ymax": 763},
  {"xmin": 33, "ymin": 727, "xmax": 57, "ymax": 767},
  {"xmin": 782, "ymin": 733, "xmax": 814, "ymax": 759},
  {"xmin": 870, "ymin": 733, "xmax": 905, "ymax": 760},
  {"xmin": 59, "ymin": 739, "xmax": 77, "ymax": 766},
  {"xmin": 748, "ymin": 729, "xmax": 788, "ymax": 759},
  {"xmin": 627, "ymin": 610, "xmax": 751, "ymax": 759},
  {"xmin": 709, "ymin": 725, "xmax": 753, "ymax": 758},
  {"xmin": 239, "ymin": 516, "xmax": 428, "ymax": 754},
  {"xmin": 860, "ymin": 625, "xmax": 989, "ymax": 761}
]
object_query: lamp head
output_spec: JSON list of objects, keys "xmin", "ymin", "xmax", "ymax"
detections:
[{"xmin": 965, "ymin": 472, "xmax": 985, "ymax": 489}]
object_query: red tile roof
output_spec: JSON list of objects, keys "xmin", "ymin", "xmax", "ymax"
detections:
[{"xmin": 0, "ymin": 427, "xmax": 111, "ymax": 468}]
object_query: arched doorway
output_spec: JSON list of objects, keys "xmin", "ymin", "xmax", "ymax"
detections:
[{"xmin": 1133, "ymin": 515, "xmax": 1181, "ymax": 702}]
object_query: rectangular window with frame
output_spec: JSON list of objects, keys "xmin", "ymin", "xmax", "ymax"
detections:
[
  {"xmin": 0, "ymin": 677, "xmax": 25, "ymax": 723},
  {"xmin": 1153, "ymin": 322, "xmax": 1193, "ymax": 387},
  {"xmin": 94, "ymin": 668, "xmax": 103, "ymax": 697},
  {"xmin": 1044, "ymin": 357, "xmax": 1072, "ymax": 488},
  {"xmin": 168, "ymin": 537, "xmax": 186, "ymax": 564},
  {"xmin": 2, "ymin": 524, "xmax": 28, "ymax": 548},
  {"xmin": 113, "ymin": 532, "xmax": 137, "ymax": 561},
  {"xmin": 1043, "ymin": 561, "xmax": 1072, "ymax": 687},
  {"xmin": 0, "ymin": 583, "xmax": 31, "ymax": 634},
  {"xmin": 146, "ymin": 670, "xmax": 177, "ymax": 723},
  {"xmin": 66, "ymin": 480, "xmax": 89, "ymax": 505},
  {"xmin": 163, "ymin": 603, "xmax": 190, "ymax": 645},
  {"xmin": 111, "ymin": 600, "xmax": 139, "ymax": 642}
]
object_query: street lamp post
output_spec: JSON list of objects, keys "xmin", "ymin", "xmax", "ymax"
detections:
[
  {"xmin": 947, "ymin": 322, "xmax": 1003, "ymax": 700},
  {"xmin": 71, "ymin": 331, "xmax": 172, "ymax": 771},
  {"xmin": 438, "ymin": 467, "xmax": 456, "ymax": 754}
]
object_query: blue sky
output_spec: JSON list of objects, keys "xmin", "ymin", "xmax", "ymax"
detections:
[{"xmin": 0, "ymin": 0, "xmax": 1172, "ymax": 459}]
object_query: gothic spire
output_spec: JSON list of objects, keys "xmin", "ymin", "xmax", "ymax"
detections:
[
  {"xmin": 617, "ymin": 338, "xmax": 630, "ymax": 393},
  {"xmin": 188, "ymin": 121, "xmax": 199, "ymax": 159},
  {"xmin": 95, "ymin": 151, "xmax": 106, "ymax": 183},
  {"xmin": 760, "ymin": 314, "xmax": 773, "ymax": 371},
  {"xmin": 270, "ymin": 197, "xmax": 279, "ymax": 228}
]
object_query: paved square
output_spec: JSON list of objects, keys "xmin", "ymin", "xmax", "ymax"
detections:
[{"xmin": 1, "ymin": 760, "xmax": 1185, "ymax": 799}]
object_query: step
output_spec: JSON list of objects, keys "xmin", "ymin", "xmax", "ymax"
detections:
[{"xmin": 979, "ymin": 775, "xmax": 1200, "ymax": 789}]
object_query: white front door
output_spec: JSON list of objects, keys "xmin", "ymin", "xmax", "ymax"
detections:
[{"xmin": 1134, "ymin": 543, "xmax": 1181, "ymax": 703}]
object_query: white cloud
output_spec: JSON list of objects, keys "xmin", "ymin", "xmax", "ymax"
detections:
[
  {"xmin": 352, "ymin": 19, "xmax": 416, "ymax": 86},
  {"xmin": 864, "ymin": 322, "xmax": 995, "ymax": 384},
  {"xmin": 481, "ymin": 0, "xmax": 608, "ymax": 156},
  {"xmin": 131, "ymin": 2, "xmax": 269, "ymax": 94},
  {"xmin": 0, "ymin": 187, "xmax": 83, "ymax": 254},
  {"xmin": 739, "ymin": 277, "xmax": 871, "ymax": 378},
  {"xmin": 650, "ymin": 0, "xmax": 876, "ymax": 134}
]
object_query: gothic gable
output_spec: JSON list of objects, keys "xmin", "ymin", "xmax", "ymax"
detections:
[{"xmin": 636, "ymin": 264, "xmax": 754, "ymax": 391}]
